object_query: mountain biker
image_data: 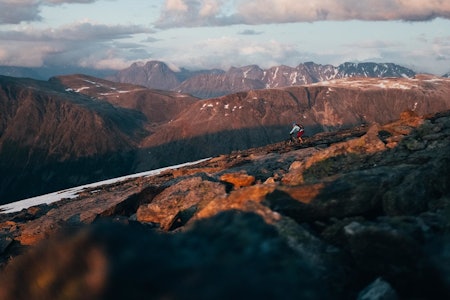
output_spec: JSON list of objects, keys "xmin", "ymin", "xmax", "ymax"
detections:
[{"xmin": 289, "ymin": 122, "xmax": 305, "ymax": 143}]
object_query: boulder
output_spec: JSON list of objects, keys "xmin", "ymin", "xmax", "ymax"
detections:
[{"xmin": 137, "ymin": 176, "xmax": 227, "ymax": 230}]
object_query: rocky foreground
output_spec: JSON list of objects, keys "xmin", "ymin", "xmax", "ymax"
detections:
[{"xmin": 0, "ymin": 109, "xmax": 449, "ymax": 299}]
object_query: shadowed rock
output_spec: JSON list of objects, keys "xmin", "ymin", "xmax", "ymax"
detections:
[{"xmin": 0, "ymin": 212, "xmax": 330, "ymax": 300}]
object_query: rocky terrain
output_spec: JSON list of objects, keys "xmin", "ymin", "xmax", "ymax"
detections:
[
  {"xmin": 110, "ymin": 61, "xmax": 417, "ymax": 98},
  {"xmin": 1, "ymin": 74, "xmax": 450, "ymax": 204},
  {"xmin": 0, "ymin": 108, "xmax": 449, "ymax": 299}
]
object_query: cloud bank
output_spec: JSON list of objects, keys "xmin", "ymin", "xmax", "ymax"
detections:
[
  {"xmin": 0, "ymin": 21, "xmax": 152, "ymax": 69},
  {"xmin": 156, "ymin": 0, "xmax": 450, "ymax": 28}
]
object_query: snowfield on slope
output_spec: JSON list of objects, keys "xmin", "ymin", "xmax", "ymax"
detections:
[{"xmin": 0, "ymin": 158, "xmax": 211, "ymax": 214}]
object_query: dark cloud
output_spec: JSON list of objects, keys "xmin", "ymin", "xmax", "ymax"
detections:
[
  {"xmin": 0, "ymin": 1, "xmax": 102, "ymax": 25},
  {"xmin": 0, "ymin": 1, "xmax": 42, "ymax": 24}
]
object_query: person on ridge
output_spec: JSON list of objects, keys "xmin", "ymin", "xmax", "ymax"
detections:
[{"xmin": 289, "ymin": 122, "xmax": 305, "ymax": 143}]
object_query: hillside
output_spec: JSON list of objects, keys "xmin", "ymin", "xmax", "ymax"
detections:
[
  {"xmin": 50, "ymin": 74, "xmax": 198, "ymax": 129},
  {"xmin": 1, "ymin": 74, "xmax": 450, "ymax": 204},
  {"xmin": 0, "ymin": 74, "xmax": 202, "ymax": 203},
  {"xmin": 0, "ymin": 109, "xmax": 449, "ymax": 299}
]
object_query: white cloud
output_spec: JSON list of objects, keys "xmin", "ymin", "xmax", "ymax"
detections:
[
  {"xmin": 156, "ymin": 0, "xmax": 450, "ymax": 28},
  {"xmin": 0, "ymin": 22, "xmax": 151, "ymax": 42},
  {"xmin": 0, "ymin": 41, "xmax": 60, "ymax": 67},
  {"xmin": 198, "ymin": 0, "xmax": 223, "ymax": 17},
  {"xmin": 79, "ymin": 52, "xmax": 139, "ymax": 70},
  {"xmin": 155, "ymin": 36, "xmax": 301, "ymax": 70},
  {"xmin": 156, "ymin": 0, "xmax": 233, "ymax": 28},
  {"xmin": 165, "ymin": 0, "xmax": 189, "ymax": 12},
  {"xmin": 0, "ymin": 21, "xmax": 152, "ymax": 68}
]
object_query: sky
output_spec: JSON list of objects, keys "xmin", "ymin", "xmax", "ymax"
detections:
[{"xmin": 0, "ymin": 0, "xmax": 449, "ymax": 75}]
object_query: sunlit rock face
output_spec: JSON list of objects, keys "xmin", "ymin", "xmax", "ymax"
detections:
[{"xmin": 1, "ymin": 109, "xmax": 450, "ymax": 299}]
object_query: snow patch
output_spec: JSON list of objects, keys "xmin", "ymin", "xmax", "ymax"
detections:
[
  {"xmin": 0, "ymin": 158, "xmax": 211, "ymax": 214},
  {"xmin": 200, "ymin": 103, "xmax": 214, "ymax": 110},
  {"xmin": 75, "ymin": 86, "xmax": 90, "ymax": 92}
]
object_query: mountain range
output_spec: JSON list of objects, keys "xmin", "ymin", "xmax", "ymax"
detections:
[
  {"xmin": 1, "ymin": 72, "xmax": 450, "ymax": 204},
  {"xmin": 4, "ymin": 60, "xmax": 450, "ymax": 99},
  {"xmin": 108, "ymin": 61, "xmax": 417, "ymax": 98}
]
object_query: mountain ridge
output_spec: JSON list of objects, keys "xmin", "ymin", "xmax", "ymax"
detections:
[{"xmin": 109, "ymin": 61, "xmax": 417, "ymax": 98}]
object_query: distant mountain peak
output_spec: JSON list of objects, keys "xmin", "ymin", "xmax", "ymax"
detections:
[{"xmin": 109, "ymin": 60, "xmax": 417, "ymax": 98}]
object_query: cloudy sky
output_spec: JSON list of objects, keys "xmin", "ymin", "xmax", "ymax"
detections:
[{"xmin": 0, "ymin": 0, "xmax": 449, "ymax": 75}]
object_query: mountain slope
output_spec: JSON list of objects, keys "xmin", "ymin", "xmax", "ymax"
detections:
[
  {"xmin": 0, "ymin": 75, "xmax": 146, "ymax": 157},
  {"xmin": 1, "ymin": 74, "xmax": 450, "ymax": 204},
  {"xmin": 142, "ymin": 75, "xmax": 450, "ymax": 147},
  {"xmin": 0, "ymin": 75, "xmax": 148, "ymax": 203},
  {"xmin": 50, "ymin": 74, "xmax": 199, "ymax": 128}
]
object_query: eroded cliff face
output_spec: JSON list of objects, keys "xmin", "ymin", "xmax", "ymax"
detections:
[{"xmin": 0, "ymin": 109, "xmax": 449, "ymax": 299}]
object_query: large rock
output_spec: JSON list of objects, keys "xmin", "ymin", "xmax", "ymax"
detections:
[
  {"xmin": 0, "ymin": 212, "xmax": 330, "ymax": 300},
  {"xmin": 136, "ymin": 176, "xmax": 227, "ymax": 230}
]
